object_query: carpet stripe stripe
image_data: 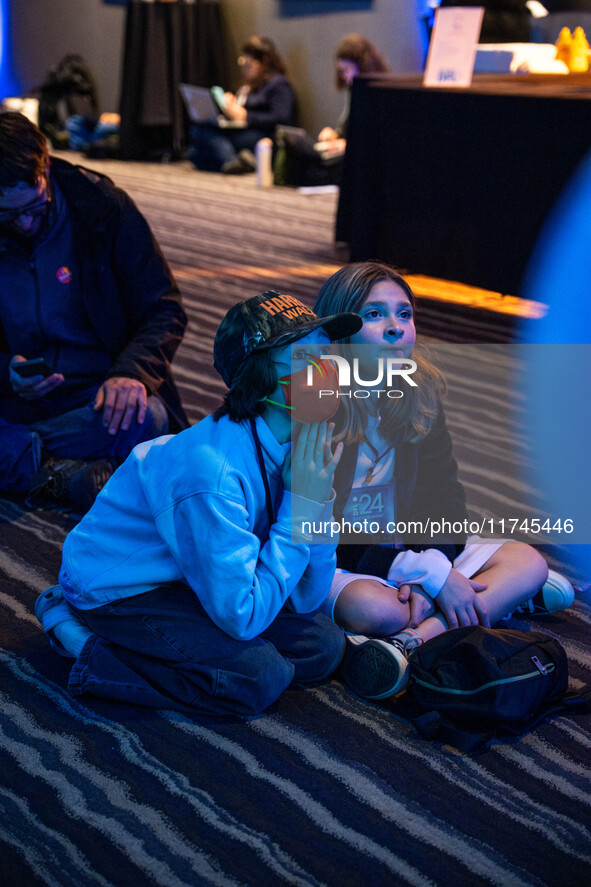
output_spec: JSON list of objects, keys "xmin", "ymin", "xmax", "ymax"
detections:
[
  {"xmin": 496, "ymin": 740, "xmax": 591, "ymax": 805},
  {"xmin": 0, "ymin": 696, "xmax": 239, "ymax": 887},
  {"xmin": 0, "ymin": 785, "xmax": 114, "ymax": 887},
  {"xmin": 0, "ymin": 592, "xmax": 39, "ymax": 625},
  {"xmin": 0, "ymin": 503, "xmax": 73, "ymax": 545},
  {"xmin": 311, "ymin": 686, "xmax": 591, "ymax": 855},
  {"xmin": 0, "ymin": 547, "xmax": 57, "ymax": 592},
  {"xmin": 164, "ymin": 713, "xmax": 432, "ymax": 887},
  {"xmin": 0, "ymin": 653, "xmax": 323, "ymax": 887},
  {"xmin": 251, "ymin": 716, "xmax": 535, "ymax": 886}
]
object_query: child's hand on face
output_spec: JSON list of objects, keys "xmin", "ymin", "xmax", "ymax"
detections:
[{"xmin": 283, "ymin": 421, "xmax": 343, "ymax": 503}]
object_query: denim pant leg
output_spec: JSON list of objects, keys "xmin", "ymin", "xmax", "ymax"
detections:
[
  {"xmin": 188, "ymin": 124, "xmax": 237, "ymax": 171},
  {"xmin": 66, "ymin": 115, "xmax": 120, "ymax": 149},
  {"xmin": 225, "ymin": 128, "xmax": 267, "ymax": 155},
  {"xmin": 260, "ymin": 609, "xmax": 346, "ymax": 685},
  {"xmin": 68, "ymin": 584, "xmax": 296, "ymax": 718},
  {"xmin": 0, "ymin": 418, "xmax": 42, "ymax": 492},
  {"xmin": 31, "ymin": 394, "xmax": 169, "ymax": 463}
]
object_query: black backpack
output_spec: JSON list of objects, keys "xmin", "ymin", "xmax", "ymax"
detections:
[{"xmin": 401, "ymin": 626, "xmax": 591, "ymax": 752}]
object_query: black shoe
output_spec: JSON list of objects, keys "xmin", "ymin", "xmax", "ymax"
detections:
[
  {"xmin": 340, "ymin": 636, "xmax": 410, "ymax": 700},
  {"xmin": 222, "ymin": 149, "xmax": 256, "ymax": 175},
  {"xmin": 340, "ymin": 628, "xmax": 425, "ymax": 700},
  {"xmin": 27, "ymin": 457, "xmax": 115, "ymax": 513}
]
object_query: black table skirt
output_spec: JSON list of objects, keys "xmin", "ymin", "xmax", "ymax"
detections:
[
  {"xmin": 119, "ymin": 0, "xmax": 230, "ymax": 159},
  {"xmin": 337, "ymin": 74, "xmax": 591, "ymax": 295}
]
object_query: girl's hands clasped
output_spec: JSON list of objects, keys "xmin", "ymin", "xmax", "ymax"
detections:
[
  {"xmin": 436, "ymin": 568, "xmax": 489, "ymax": 629},
  {"xmin": 282, "ymin": 421, "xmax": 343, "ymax": 503}
]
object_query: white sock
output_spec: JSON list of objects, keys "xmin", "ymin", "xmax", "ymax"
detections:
[{"xmin": 53, "ymin": 620, "xmax": 93, "ymax": 657}]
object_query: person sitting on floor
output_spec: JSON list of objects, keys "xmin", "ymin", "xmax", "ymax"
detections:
[
  {"xmin": 34, "ymin": 292, "xmax": 362, "ymax": 719},
  {"xmin": 316, "ymin": 34, "xmax": 390, "ymax": 161},
  {"xmin": 34, "ymin": 53, "xmax": 121, "ymax": 154},
  {"xmin": 276, "ymin": 33, "xmax": 390, "ymax": 188},
  {"xmin": 0, "ymin": 112, "xmax": 188, "ymax": 513},
  {"xmin": 188, "ymin": 35, "xmax": 297, "ymax": 175},
  {"xmin": 313, "ymin": 262, "xmax": 575, "ymax": 700}
]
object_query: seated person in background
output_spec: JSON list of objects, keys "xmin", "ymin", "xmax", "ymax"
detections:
[
  {"xmin": 275, "ymin": 34, "xmax": 389, "ymax": 188},
  {"xmin": 188, "ymin": 36, "xmax": 297, "ymax": 175},
  {"xmin": 316, "ymin": 33, "xmax": 390, "ymax": 159},
  {"xmin": 0, "ymin": 112, "xmax": 188, "ymax": 513},
  {"xmin": 34, "ymin": 292, "xmax": 363, "ymax": 719},
  {"xmin": 66, "ymin": 112, "xmax": 120, "ymax": 155},
  {"xmin": 35, "ymin": 53, "xmax": 120, "ymax": 152},
  {"xmin": 313, "ymin": 262, "xmax": 575, "ymax": 701}
]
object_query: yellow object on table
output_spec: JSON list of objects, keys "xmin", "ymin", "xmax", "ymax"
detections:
[
  {"xmin": 569, "ymin": 27, "xmax": 589, "ymax": 73},
  {"xmin": 555, "ymin": 27, "xmax": 572, "ymax": 67}
]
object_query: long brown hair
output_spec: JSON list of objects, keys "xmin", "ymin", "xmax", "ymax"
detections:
[
  {"xmin": 313, "ymin": 262, "xmax": 445, "ymax": 444},
  {"xmin": 334, "ymin": 34, "xmax": 390, "ymax": 89},
  {"xmin": 240, "ymin": 36, "xmax": 288, "ymax": 91}
]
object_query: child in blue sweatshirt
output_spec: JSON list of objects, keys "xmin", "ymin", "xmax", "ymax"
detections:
[{"xmin": 35, "ymin": 291, "xmax": 361, "ymax": 718}]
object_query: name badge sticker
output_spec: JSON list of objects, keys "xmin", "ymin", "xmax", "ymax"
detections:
[{"xmin": 343, "ymin": 483, "xmax": 395, "ymax": 533}]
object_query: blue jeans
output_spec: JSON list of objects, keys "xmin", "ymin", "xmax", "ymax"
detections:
[
  {"xmin": 68, "ymin": 582, "xmax": 345, "ymax": 719},
  {"xmin": 0, "ymin": 385, "xmax": 169, "ymax": 492},
  {"xmin": 187, "ymin": 123, "xmax": 267, "ymax": 172},
  {"xmin": 65, "ymin": 116, "xmax": 120, "ymax": 150}
]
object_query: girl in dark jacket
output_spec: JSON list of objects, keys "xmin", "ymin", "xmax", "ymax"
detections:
[{"xmin": 314, "ymin": 262, "xmax": 573, "ymax": 699}]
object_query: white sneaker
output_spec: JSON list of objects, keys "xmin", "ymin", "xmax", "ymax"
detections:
[
  {"xmin": 538, "ymin": 570, "xmax": 576, "ymax": 612},
  {"xmin": 502, "ymin": 569, "xmax": 575, "ymax": 620}
]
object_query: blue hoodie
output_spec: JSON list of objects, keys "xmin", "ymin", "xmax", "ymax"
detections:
[{"xmin": 60, "ymin": 414, "xmax": 337, "ymax": 641}]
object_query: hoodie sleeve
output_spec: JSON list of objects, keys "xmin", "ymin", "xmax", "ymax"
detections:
[
  {"xmin": 386, "ymin": 548, "xmax": 452, "ymax": 598},
  {"xmin": 154, "ymin": 487, "xmax": 336, "ymax": 641}
]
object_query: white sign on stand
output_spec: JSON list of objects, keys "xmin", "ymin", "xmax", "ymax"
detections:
[{"xmin": 423, "ymin": 7, "xmax": 485, "ymax": 87}]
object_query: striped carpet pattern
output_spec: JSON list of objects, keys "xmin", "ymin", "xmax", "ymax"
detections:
[{"xmin": 1, "ymin": 156, "xmax": 590, "ymax": 886}]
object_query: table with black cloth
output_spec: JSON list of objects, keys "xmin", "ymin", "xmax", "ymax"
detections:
[
  {"xmin": 119, "ymin": 0, "xmax": 230, "ymax": 160},
  {"xmin": 337, "ymin": 73, "xmax": 591, "ymax": 295}
]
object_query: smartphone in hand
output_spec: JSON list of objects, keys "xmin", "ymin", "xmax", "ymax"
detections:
[{"xmin": 12, "ymin": 358, "xmax": 54, "ymax": 378}]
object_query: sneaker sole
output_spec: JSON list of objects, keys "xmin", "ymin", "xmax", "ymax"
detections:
[
  {"xmin": 542, "ymin": 569, "xmax": 575, "ymax": 613},
  {"xmin": 341, "ymin": 640, "xmax": 409, "ymax": 700}
]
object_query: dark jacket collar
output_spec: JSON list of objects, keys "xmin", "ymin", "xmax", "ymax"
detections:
[{"xmin": 48, "ymin": 157, "xmax": 121, "ymax": 233}]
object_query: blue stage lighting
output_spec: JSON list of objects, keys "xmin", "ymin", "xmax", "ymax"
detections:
[{"xmin": 0, "ymin": 0, "xmax": 19, "ymax": 99}]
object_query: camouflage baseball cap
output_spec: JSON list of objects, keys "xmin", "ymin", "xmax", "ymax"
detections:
[{"xmin": 213, "ymin": 290, "xmax": 362, "ymax": 387}]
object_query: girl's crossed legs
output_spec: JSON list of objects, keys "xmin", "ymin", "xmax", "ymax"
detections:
[
  {"xmin": 327, "ymin": 540, "xmax": 549, "ymax": 642},
  {"xmin": 331, "ymin": 540, "xmax": 563, "ymax": 700}
]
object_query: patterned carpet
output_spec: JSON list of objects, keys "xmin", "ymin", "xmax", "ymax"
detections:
[{"xmin": 1, "ymin": 155, "xmax": 590, "ymax": 887}]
